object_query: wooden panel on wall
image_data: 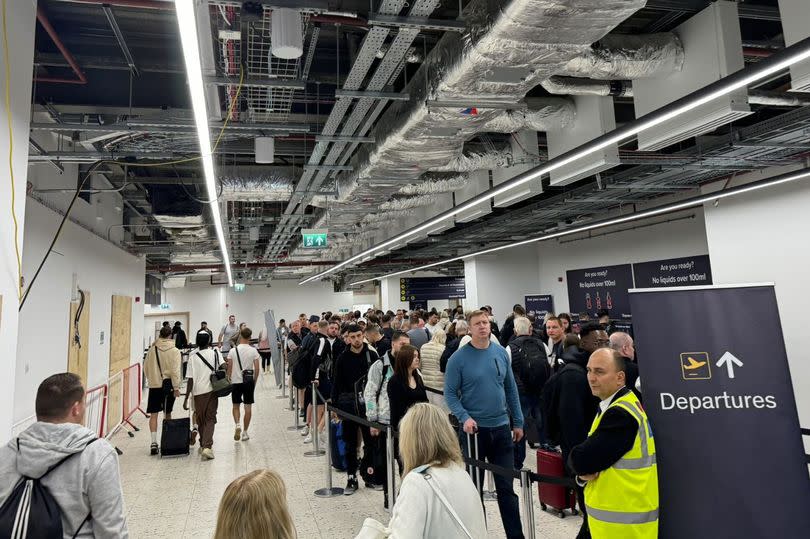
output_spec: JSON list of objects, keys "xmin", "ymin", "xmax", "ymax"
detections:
[
  {"xmin": 108, "ymin": 295, "xmax": 132, "ymax": 432},
  {"xmin": 109, "ymin": 295, "xmax": 132, "ymax": 376},
  {"xmin": 67, "ymin": 291, "xmax": 90, "ymax": 385}
]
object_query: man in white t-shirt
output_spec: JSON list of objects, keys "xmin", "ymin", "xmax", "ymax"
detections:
[
  {"xmin": 184, "ymin": 330, "xmax": 222, "ymax": 460},
  {"xmin": 218, "ymin": 314, "xmax": 239, "ymax": 353},
  {"xmin": 227, "ymin": 327, "xmax": 260, "ymax": 441}
]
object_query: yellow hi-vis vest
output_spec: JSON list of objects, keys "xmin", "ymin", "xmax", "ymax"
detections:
[{"xmin": 584, "ymin": 390, "xmax": 659, "ymax": 539}]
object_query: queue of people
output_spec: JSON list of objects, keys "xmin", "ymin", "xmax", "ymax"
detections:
[{"xmin": 0, "ymin": 304, "xmax": 653, "ymax": 539}]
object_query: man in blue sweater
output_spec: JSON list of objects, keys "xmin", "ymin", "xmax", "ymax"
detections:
[{"xmin": 445, "ymin": 309, "xmax": 525, "ymax": 539}]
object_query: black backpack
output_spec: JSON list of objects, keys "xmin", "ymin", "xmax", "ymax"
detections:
[
  {"xmin": 510, "ymin": 337, "xmax": 551, "ymax": 395},
  {"xmin": 0, "ymin": 439, "xmax": 98, "ymax": 538},
  {"xmin": 540, "ymin": 362, "xmax": 586, "ymax": 445}
]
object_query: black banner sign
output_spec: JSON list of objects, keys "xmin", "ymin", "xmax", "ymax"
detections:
[
  {"xmin": 400, "ymin": 277, "xmax": 466, "ymax": 301},
  {"xmin": 566, "ymin": 264, "xmax": 633, "ymax": 319},
  {"xmin": 525, "ymin": 295, "xmax": 554, "ymax": 318},
  {"xmin": 629, "ymin": 285, "xmax": 810, "ymax": 538},
  {"xmin": 633, "ymin": 254, "xmax": 712, "ymax": 288}
]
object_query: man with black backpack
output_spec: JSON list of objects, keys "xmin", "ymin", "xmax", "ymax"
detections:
[
  {"xmin": 0, "ymin": 373, "xmax": 128, "ymax": 538},
  {"xmin": 331, "ymin": 324, "xmax": 379, "ymax": 496},
  {"xmin": 144, "ymin": 325, "xmax": 182, "ymax": 455},
  {"xmin": 508, "ymin": 316, "xmax": 551, "ymax": 467},
  {"xmin": 304, "ymin": 320, "xmax": 344, "ymax": 443},
  {"xmin": 183, "ymin": 330, "xmax": 227, "ymax": 460},
  {"xmin": 542, "ymin": 322, "xmax": 607, "ymax": 539}
]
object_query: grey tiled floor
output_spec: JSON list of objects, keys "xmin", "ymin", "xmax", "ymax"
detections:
[{"xmin": 112, "ymin": 373, "xmax": 582, "ymax": 538}]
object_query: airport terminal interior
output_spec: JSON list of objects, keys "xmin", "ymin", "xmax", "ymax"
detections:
[{"xmin": 2, "ymin": 0, "xmax": 810, "ymax": 538}]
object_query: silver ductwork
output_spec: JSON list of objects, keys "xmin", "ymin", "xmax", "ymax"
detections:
[
  {"xmin": 219, "ymin": 174, "xmax": 294, "ymax": 202},
  {"xmin": 476, "ymin": 98, "xmax": 576, "ymax": 133},
  {"xmin": 541, "ymin": 75, "xmax": 633, "ymax": 96},
  {"xmin": 380, "ymin": 194, "xmax": 436, "ymax": 211},
  {"xmin": 398, "ymin": 174, "xmax": 469, "ymax": 195},
  {"xmin": 559, "ymin": 33, "xmax": 685, "ymax": 80},
  {"xmin": 331, "ymin": 0, "xmax": 646, "ymax": 203}
]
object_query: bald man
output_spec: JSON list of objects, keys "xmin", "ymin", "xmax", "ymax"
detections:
[
  {"xmin": 609, "ymin": 332, "xmax": 640, "ymax": 400},
  {"xmin": 569, "ymin": 348, "xmax": 658, "ymax": 538}
]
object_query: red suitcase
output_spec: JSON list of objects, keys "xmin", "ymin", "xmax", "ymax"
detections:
[{"xmin": 536, "ymin": 449, "xmax": 578, "ymax": 518}]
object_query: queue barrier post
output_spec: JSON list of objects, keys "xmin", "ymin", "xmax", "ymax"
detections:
[
  {"xmin": 304, "ymin": 383, "xmax": 325, "ymax": 457},
  {"xmin": 520, "ymin": 468, "xmax": 537, "ymax": 539},
  {"xmin": 287, "ymin": 387, "xmax": 303, "ymax": 431},
  {"xmin": 484, "ymin": 470, "xmax": 497, "ymax": 500},
  {"xmin": 386, "ymin": 424, "xmax": 396, "ymax": 508},
  {"xmin": 277, "ymin": 350, "xmax": 288, "ymax": 399},
  {"xmin": 466, "ymin": 431, "xmax": 482, "ymax": 497},
  {"xmin": 314, "ymin": 400, "xmax": 345, "ymax": 497}
]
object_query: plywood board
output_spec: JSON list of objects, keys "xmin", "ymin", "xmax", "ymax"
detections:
[
  {"xmin": 67, "ymin": 291, "xmax": 90, "ymax": 385},
  {"xmin": 109, "ymin": 295, "xmax": 132, "ymax": 376}
]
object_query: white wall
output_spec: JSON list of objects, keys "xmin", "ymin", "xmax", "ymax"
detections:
[
  {"xmin": 537, "ymin": 209, "xmax": 710, "ymax": 315},
  {"xmin": 381, "ymin": 277, "xmax": 409, "ymax": 311},
  {"xmin": 14, "ymin": 199, "xmax": 145, "ymax": 424},
  {"xmin": 464, "ymin": 248, "xmax": 542, "ymax": 326},
  {"xmin": 702, "ymin": 167, "xmax": 810, "ymax": 430},
  {"xmin": 1, "ymin": 0, "xmax": 39, "ymax": 438},
  {"xmin": 147, "ymin": 280, "xmax": 354, "ymax": 336}
]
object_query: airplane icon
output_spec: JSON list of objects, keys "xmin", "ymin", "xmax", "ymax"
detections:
[
  {"xmin": 679, "ymin": 352, "xmax": 711, "ymax": 380},
  {"xmin": 683, "ymin": 357, "xmax": 707, "ymax": 370}
]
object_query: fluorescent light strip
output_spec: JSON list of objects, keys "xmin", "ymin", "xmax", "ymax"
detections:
[
  {"xmin": 175, "ymin": 0, "xmax": 233, "ymax": 286},
  {"xmin": 300, "ymin": 37, "xmax": 810, "ymax": 285},
  {"xmin": 349, "ymin": 168, "xmax": 810, "ymax": 286}
]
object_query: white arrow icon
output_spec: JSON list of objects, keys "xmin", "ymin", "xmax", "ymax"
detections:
[{"xmin": 716, "ymin": 352, "xmax": 744, "ymax": 379}]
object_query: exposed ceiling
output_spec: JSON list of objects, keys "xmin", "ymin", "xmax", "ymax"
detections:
[{"xmin": 27, "ymin": 0, "xmax": 809, "ymax": 287}]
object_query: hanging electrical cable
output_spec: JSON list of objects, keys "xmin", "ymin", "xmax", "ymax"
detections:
[
  {"xmin": 72, "ymin": 289, "xmax": 85, "ymax": 348},
  {"xmin": 2, "ymin": 0, "xmax": 22, "ymax": 300}
]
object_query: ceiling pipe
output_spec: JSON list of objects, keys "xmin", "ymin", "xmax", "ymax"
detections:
[
  {"xmin": 55, "ymin": 0, "xmax": 172, "ymax": 10},
  {"xmin": 148, "ymin": 258, "xmax": 442, "ymax": 273},
  {"xmin": 34, "ymin": 6, "xmax": 87, "ymax": 85},
  {"xmin": 310, "ymin": 15, "xmax": 368, "ymax": 28}
]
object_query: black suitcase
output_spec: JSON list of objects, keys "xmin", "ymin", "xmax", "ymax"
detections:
[{"xmin": 160, "ymin": 395, "xmax": 190, "ymax": 457}]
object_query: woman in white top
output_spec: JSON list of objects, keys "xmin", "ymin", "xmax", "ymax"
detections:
[
  {"xmin": 355, "ymin": 403, "xmax": 487, "ymax": 539},
  {"xmin": 419, "ymin": 328, "xmax": 448, "ymax": 412},
  {"xmin": 183, "ymin": 330, "xmax": 222, "ymax": 460}
]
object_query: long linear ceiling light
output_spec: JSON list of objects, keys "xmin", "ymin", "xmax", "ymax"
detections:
[
  {"xmin": 175, "ymin": 0, "xmax": 233, "ymax": 286},
  {"xmin": 349, "ymin": 167, "xmax": 810, "ymax": 286},
  {"xmin": 300, "ymin": 35, "xmax": 810, "ymax": 285}
]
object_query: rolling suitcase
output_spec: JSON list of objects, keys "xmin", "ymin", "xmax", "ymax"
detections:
[
  {"xmin": 160, "ymin": 394, "xmax": 190, "ymax": 457},
  {"xmin": 536, "ymin": 449, "xmax": 578, "ymax": 518}
]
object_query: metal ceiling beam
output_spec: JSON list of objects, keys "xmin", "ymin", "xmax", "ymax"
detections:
[
  {"xmin": 334, "ymin": 89, "xmax": 410, "ymax": 101},
  {"xmin": 29, "ymin": 120, "xmax": 306, "ymax": 134},
  {"xmin": 101, "ymin": 5, "xmax": 139, "ymax": 76},
  {"xmin": 368, "ymin": 14, "xmax": 466, "ymax": 33},
  {"xmin": 204, "ymin": 75, "xmax": 306, "ymax": 90},
  {"xmin": 315, "ymin": 135, "xmax": 374, "ymax": 143},
  {"xmin": 644, "ymin": 1, "xmax": 780, "ymax": 21}
]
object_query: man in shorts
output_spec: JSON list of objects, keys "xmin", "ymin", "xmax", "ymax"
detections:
[
  {"xmin": 227, "ymin": 327, "xmax": 260, "ymax": 441},
  {"xmin": 145, "ymin": 325, "xmax": 181, "ymax": 455}
]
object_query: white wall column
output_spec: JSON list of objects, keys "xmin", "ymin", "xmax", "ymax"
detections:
[
  {"xmin": 701, "ymin": 166, "xmax": 810, "ymax": 433},
  {"xmin": 463, "ymin": 248, "xmax": 541, "ymax": 326},
  {"xmin": 1, "ymin": 0, "xmax": 37, "ymax": 439}
]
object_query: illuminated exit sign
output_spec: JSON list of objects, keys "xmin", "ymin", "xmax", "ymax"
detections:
[{"xmin": 301, "ymin": 228, "xmax": 328, "ymax": 249}]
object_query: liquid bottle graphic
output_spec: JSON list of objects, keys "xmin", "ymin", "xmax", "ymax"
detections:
[
  {"xmin": 606, "ymin": 292, "xmax": 613, "ymax": 310},
  {"xmin": 596, "ymin": 291, "xmax": 602, "ymax": 310},
  {"xmin": 586, "ymin": 293, "xmax": 592, "ymax": 310}
]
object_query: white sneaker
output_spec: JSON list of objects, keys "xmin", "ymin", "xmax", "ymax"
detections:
[
  {"xmin": 241, "ymin": 431, "xmax": 250, "ymax": 441},
  {"xmin": 234, "ymin": 426, "xmax": 242, "ymax": 441},
  {"xmin": 201, "ymin": 448, "xmax": 215, "ymax": 460},
  {"xmin": 300, "ymin": 425, "xmax": 310, "ymax": 437},
  {"xmin": 303, "ymin": 433, "xmax": 312, "ymax": 444}
]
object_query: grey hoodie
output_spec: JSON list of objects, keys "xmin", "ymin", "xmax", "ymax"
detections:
[{"xmin": 0, "ymin": 422, "xmax": 128, "ymax": 538}]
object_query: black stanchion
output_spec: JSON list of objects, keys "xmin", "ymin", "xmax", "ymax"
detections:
[
  {"xmin": 304, "ymin": 384, "xmax": 325, "ymax": 457},
  {"xmin": 314, "ymin": 390, "xmax": 344, "ymax": 497}
]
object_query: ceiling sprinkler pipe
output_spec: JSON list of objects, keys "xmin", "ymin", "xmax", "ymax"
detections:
[
  {"xmin": 58, "ymin": 0, "xmax": 173, "ymax": 10},
  {"xmin": 34, "ymin": 6, "xmax": 87, "ymax": 85}
]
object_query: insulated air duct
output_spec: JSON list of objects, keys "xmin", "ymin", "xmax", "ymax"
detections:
[{"xmin": 271, "ymin": 8, "xmax": 303, "ymax": 59}]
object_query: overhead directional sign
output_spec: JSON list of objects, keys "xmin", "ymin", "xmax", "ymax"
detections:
[
  {"xmin": 400, "ymin": 277, "xmax": 466, "ymax": 301},
  {"xmin": 301, "ymin": 228, "xmax": 328, "ymax": 249},
  {"xmin": 629, "ymin": 284, "xmax": 810, "ymax": 538}
]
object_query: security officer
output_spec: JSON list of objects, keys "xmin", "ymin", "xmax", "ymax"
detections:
[{"xmin": 569, "ymin": 348, "xmax": 658, "ymax": 539}]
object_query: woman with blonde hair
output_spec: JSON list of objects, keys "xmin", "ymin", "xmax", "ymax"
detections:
[
  {"xmin": 355, "ymin": 403, "xmax": 486, "ymax": 539},
  {"xmin": 215, "ymin": 469, "xmax": 297, "ymax": 539},
  {"xmin": 419, "ymin": 328, "xmax": 448, "ymax": 410}
]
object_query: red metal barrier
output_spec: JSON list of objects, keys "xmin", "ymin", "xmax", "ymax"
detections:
[
  {"xmin": 84, "ymin": 383, "xmax": 108, "ymax": 438},
  {"xmin": 122, "ymin": 363, "xmax": 147, "ymax": 430}
]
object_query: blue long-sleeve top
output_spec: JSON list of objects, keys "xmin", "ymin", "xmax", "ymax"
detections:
[{"xmin": 444, "ymin": 341, "xmax": 524, "ymax": 429}]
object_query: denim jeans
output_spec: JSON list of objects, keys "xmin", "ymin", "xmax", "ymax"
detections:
[
  {"xmin": 460, "ymin": 424, "xmax": 524, "ymax": 539},
  {"xmin": 514, "ymin": 393, "xmax": 543, "ymax": 469}
]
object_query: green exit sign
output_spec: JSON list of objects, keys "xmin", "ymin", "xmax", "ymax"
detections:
[
  {"xmin": 234, "ymin": 283, "xmax": 246, "ymax": 292},
  {"xmin": 301, "ymin": 228, "xmax": 328, "ymax": 249}
]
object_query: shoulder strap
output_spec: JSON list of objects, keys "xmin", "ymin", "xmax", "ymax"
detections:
[
  {"xmin": 425, "ymin": 328, "xmax": 431, "ymax": 340},
  {"xmin": 196, "ymin": 352, "xmax": 216, "ymax": 372},
  {"xmin": 417, "ymin": 467, "xmax": 474, "ymax": 539},
  {"xmin": 154, "ymin": 346, "xmax": 163, "ymax": 376},
  {"xmin": 235, "ymin": 346, "xmax": 243, "ymax": 370},
  {"xmin": 38, "ymin": 439, "xmax": 99, "ymax": 480}
]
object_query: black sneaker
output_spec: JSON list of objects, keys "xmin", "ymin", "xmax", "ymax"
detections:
[
  {"xmin": 150, "ymin": 442, "xmax": 158, "ymax": 456},
  {"xmin": 344, "ymin": 476, "xmax": 359, "ymax": 496},
  {"xmin": 384, "ymin": 496, "xmax": 389, "ymax": 510}
]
